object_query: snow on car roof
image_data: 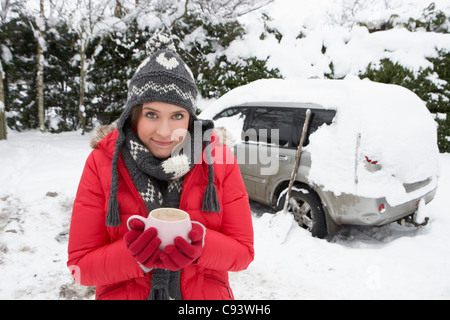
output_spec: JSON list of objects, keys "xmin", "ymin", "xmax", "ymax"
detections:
[
  {"xmin": 200, "ymin": 78, "xmax": 428, "ymax": 118},
  {"xmin": 218, "ymin": 101, "xmax": 329, "ymax": 110}
]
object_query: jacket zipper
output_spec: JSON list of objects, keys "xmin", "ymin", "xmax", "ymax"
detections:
[
  {"xmin": 205, "ymin": 276, "xmax": 233, "ymax": 299},
  {"xmin": 96, "ymin": 282, "xmax": 126, "ymax": 300}
]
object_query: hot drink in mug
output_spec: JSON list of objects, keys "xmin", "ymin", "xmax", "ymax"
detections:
[{"xmin": 127, "ymin": 208, "xmax": 192, "ymax": 250}]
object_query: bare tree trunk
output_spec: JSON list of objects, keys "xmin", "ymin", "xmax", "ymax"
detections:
[
  {"xmin": 79, "ymin": 45, "xmax": 86, "ymax": 135},
  {"xmin": 115, "ymin": 0, "xmax": 123, "ymax": 17},
  {"xmin": 37, "ymin": 0, "xmax": 45, "ymax": 132},
  {"xmin": 0, "ymin": 0, "xmax": 10, "ymax": 140},
  {"xmin": 0, "ymin": 61, "xmax": 6, "ymax": 140}
]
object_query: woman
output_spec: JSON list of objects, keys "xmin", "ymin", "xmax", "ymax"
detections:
[{"xmin": 67, "ymin": 33, "xmax": 254, "ymax": 300}]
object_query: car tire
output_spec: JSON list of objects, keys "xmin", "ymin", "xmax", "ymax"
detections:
[{"xmin": 277, "ymin": 187, "xmax": 328, "ymax": 239}]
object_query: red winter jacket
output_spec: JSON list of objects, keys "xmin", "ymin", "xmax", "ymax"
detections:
[{"xmin": 67, "ymin": 128, "xmax": 254, "ymax": 300}]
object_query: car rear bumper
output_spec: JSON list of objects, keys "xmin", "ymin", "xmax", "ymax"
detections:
[{"xmin": 323, "ymin": 187, "xmax": 437, "ymax": 226}]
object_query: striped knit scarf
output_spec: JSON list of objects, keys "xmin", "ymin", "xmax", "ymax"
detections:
[{"xmin": 122, "ymin": 125, "xmax": 188, "ymax": 213}]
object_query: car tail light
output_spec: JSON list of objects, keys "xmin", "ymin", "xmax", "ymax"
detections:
[
  {"xmin": 364, "ymin": 155, "xmax": 381, "ymax": 172},
  {"xmin": 365, "ymin": 156, "xmax": 378, "ymax": 165},
  {"xmin": 378, "ymin": 204, "xmax": 386, "ymax": 213}
]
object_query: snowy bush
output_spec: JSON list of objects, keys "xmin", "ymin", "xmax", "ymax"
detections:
[{"xmin": 360, "ymin": 52, "xmax": 450, "ymax": 152}]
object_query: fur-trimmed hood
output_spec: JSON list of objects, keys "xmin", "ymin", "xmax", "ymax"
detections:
[
  {"xmin": 90, "ymin": 124, "xmax": 117, "ymax": 149},
  {"xmin": 90, "ymin": 124, "xmax": 235, "ymax": 150}
]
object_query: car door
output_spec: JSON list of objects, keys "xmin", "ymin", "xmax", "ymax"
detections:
[{"xmin": 235, "ymin": 107, "xmax": 299, "ymax": 203}]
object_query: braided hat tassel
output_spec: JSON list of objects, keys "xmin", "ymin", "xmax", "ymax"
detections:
[{"xmin": 201, "ymin": 135, "xmax": 221, "ymax": 214}]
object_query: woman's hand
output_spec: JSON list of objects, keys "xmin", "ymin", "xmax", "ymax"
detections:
[
  {"xmin": 156, "ymin": 222, "xmax": 205, "ymax": 271},
  {"xmin": 123, "ymin": 219, "xmax": 162, "ymax": 270}
]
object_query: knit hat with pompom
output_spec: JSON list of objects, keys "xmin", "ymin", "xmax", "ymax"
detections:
[
  {"xmin": 128, "ymin": 33, "xmax": 198, "ymax": 117},
  {"xmin": 106, "ymin": 32, "xmax": 220, "ymax": 227}
]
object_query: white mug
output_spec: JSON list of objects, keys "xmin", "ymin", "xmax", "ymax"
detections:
[{"xmin": 127, "ymin": 208, "xmax": 192, "ymax": 250}]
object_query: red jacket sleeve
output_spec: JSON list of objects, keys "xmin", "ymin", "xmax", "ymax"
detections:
[
  {"xmin": 196, "ymin": 147, "xmax": 255, "ymax": 271},
  {"xmin": 67, "ymin": 150, "xmax": 142, "ymax": 286}
]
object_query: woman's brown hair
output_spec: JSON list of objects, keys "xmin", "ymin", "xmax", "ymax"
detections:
[{"xmin": 129, "ymin": 104, "xmax": 143, "ymax": 127}]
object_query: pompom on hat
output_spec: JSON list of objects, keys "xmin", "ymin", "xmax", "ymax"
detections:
[{"xmin": 106, "ymin": 32, "xmax": 220, "ymax": 227}]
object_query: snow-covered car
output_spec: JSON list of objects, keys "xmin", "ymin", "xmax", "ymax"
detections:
[{"xmin": 199, "ymin": 78, "xmax": 439, "ymax": 238}]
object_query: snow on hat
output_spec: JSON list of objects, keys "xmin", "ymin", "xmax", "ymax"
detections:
[{"xmin": 106, "ymin": 32, "xmax": 220, "ymax": 227}]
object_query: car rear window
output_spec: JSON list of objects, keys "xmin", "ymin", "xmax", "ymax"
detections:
[
  {"xmin": 247, "ymin": 107, "xmax": 297, "ymax": 148},
  {"xmin": 213, "ymin": 107, "xmax": 251, "ymax": 121},
  {"xmin": 294, "ymin": 108, "xmax": 336, "ymax": 146}
]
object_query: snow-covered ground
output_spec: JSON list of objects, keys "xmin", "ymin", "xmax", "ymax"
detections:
[
  {"xmin": 0, "ymin": 131, "xmax": 93, "ymax": 299},
  {"xmin": 231, "ymin": 154, "xmax": 450, "ymax": 299},
  {"xmin": 0, "ymin": 129, "xmax": 449, "ymax": 300}
]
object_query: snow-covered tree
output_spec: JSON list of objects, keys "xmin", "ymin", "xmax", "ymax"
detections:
[
  {"xmin": 65, "ymin": 0, "xmax": 126, "ymax": 134},
  {"xmin": 0, "ymin": 0, "xmax": 15, "ymax": 140},
  {"xmin": 1, "ymin": 0, "xmax": 29, "ymax": 139}
]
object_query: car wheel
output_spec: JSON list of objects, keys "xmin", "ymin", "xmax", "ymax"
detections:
[{"xmin": 277, "ymin": 188, "xmax": 328, "ymax": 239}]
